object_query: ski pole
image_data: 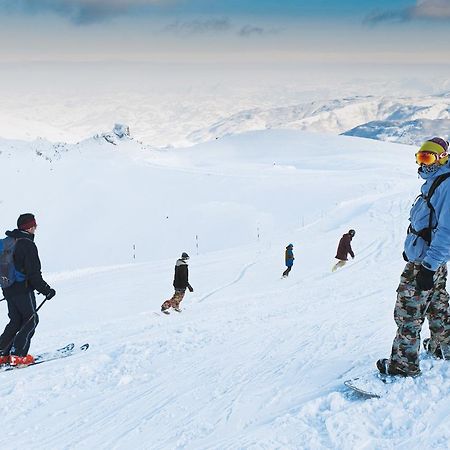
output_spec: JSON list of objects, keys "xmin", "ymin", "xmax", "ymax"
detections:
[{"xmin": 1, "ymin": 298, "xmax": 47, "ymax": 354}]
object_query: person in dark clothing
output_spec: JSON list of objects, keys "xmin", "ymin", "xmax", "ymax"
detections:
[
  {"xmin": 282, "ymin": 244, "xmax": 295, "ymax": 278},
  {"xmin": 332, "ymin": 229, "xmax": 356, "ymax": 272},
  {"xmin": 161, "ymin": 252, "xmax": 193, "ymax": 314},
  {"xmin": 0, "ymin": 214, "xmax": 56, "ymax": 367}
]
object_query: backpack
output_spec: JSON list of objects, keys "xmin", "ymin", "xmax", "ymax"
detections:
[
  {"xmin": 0, "ymin": 237, "xmax": 25, "ymax": 289},
  {"xmin": 409, "ymin": 172, "xmax": 450, "ymax": 245}
]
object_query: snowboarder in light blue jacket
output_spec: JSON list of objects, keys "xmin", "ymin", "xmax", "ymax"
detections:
[{"xmin": 377, "ymin": 137, "xmax": 450, "ymax": 377}]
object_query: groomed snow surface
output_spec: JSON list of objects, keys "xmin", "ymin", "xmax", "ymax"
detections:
[{"xmin": 1, "ymin": 130, "xmax": 449, "ymax": 449}]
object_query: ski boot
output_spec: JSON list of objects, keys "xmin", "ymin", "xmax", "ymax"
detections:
[{"xmin": 10, "ymin": 354, "xmax": 35, "ymax": 367}]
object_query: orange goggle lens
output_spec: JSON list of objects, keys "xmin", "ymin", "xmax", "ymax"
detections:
[{"xmin": 416, "ymin": 151, "xmax": 439, "ymax": 165}]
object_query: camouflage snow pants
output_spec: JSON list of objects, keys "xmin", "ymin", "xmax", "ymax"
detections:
[
  {"xmin": 390, "ymin": 262, "xmax": 450, "ymax": 374},
  {"xmin": 161, "ymin": 289, "xmax": 186, "ymax": 311}
]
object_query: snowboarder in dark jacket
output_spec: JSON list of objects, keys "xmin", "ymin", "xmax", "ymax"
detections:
[
  {"xmin": 0, "ymin": 214, "xmax": 56, "ymax": 367},
  {"xmin": 332, "ymin": 229, "xmax": 355, "ymax": 272},
  {"xmin": 161, "ymin": 252, "xmax": 193, "ymax": 314},
  {"xmin": 282, "ymin": 244, "xmax": 294, "ymax": 277}
]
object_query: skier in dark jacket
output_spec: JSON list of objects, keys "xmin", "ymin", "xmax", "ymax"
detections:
[
  {"xmin": 161, "ymin": 252, "xmax": 193, "ymax": 314},
  {"xmin": 332, "ymin": 229, "xmax": 355, "ymax": 272},
  {"xmin": 282, "ymin": 244, "xmax": 294, "ymax": 277},
  {"xmin": 0, "ymin": 214, "xmax": 56, "ymax": 367}
]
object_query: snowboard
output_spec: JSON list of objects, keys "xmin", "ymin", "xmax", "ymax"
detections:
[{"xmin": 344, "ymin": 372, "xmax": 398, "ymax": 398}]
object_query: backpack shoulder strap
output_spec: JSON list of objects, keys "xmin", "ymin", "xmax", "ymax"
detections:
[
  {"xmin": 425, "ymin": 172, "xmax": 450, "ymax": 202},
  {"xmin": 424, "ymin": 172, "xmax": 450, "ymax": 236}
]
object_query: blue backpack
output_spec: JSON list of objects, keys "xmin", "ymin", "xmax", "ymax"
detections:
[{"xmin": 0, "ymin": 237, "xmax": 25, "ymax": 289}]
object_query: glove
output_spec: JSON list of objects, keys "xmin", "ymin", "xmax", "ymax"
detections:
[
  {"xmin": 188, "ymin": 284, "xmax": 194, "ymax": 293},
  {"xmin": 416, "ymin": 266, "xmax": 435, "ymax": 291},
  {"xmin": 45, "ymin": 288, "xmax": 56, "ymax": 300},
  {"xmin": 402, "ymin": 251, "xmax": 409, "ymax": 262}
]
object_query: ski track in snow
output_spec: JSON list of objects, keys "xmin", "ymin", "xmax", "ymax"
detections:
[{"xmin": 198, "ymin": 261, "xmax": 257, "ymax": 303}]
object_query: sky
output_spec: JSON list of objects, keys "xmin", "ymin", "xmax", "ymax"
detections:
[{"xmin": 0, "ymin": 0, "xmax": 449, "ymax": 64}]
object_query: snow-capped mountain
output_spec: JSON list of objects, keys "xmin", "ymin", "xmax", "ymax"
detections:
[
  {"xmin": 343, "ymin": 118, "xmax": 450, "ymax": 145},
  {"xmin": 188, "ymin": 94, "xmax": 450, "ymax": 146}
]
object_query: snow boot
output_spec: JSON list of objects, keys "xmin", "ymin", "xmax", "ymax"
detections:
[
  {"xmin": 161, "ymin": 307, "xmax": 170, "ymax": 315},
  {"xmin": 376, "ymin": 358, "xmax": 420, "ymax": 377},
  {"xmin": 423, "ymin": 338, "xmax": 444, "ymax": 359},
  {"xmin": 10, "ymin": 354, "xmax": 35, "ymax": 367},
  {"xmin": 173, "ymin": 307, "xmax": 182, "ymax": 313}
]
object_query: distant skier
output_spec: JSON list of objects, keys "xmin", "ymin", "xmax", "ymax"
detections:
[
  {"xmin": 282, "ymin": 244, "xmax": 295, "ymax": 277},
  {"xmin": 377, "ymin": 137, "xmax": 450, "ymax": 377},
  {"xmin": 0, "ymin": 214, "xmax": 56, "ymax": 367},
  {"xmin": 332, "ymin": 229, "xmax": 355, "ymax": 272},
  {"xmin": 161, "ymin": 252, "xmax": 194, "ymax": 314}
]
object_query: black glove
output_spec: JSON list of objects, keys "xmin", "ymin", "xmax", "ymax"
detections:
[
  {"xmin": 45, "ymin": 288, "xmax": 56, "ymax": 300},
  {"xmin": 402, "ymin": 251, "xmax": 409, "ymax": 262},
  {"xmin": 416, "ymin": 266, "xmax": 435, "ymax": 291},
  {"xmin": 188, "ymin": 284, "xmax": 194, "ymax": 293}
]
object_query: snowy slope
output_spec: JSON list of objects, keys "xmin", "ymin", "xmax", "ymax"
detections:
[{"xmin": 1, "ymin": 131, "xmax": 449, "ymax": 449}]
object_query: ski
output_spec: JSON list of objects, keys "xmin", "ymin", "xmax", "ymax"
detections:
[{"xmin": 0, "ymin": 343, "xmax": 89, "ymax": 372}]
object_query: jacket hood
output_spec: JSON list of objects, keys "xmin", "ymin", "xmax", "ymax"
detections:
[{"xmin": 5, "ymin": 229, "xmax": 35, "ymax": 241}]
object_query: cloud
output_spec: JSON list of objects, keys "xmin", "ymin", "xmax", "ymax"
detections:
[
  {"xmin": 364, "ymin": 0, "xmax": 450, "ymax": 25},
  {"xmin": 238, "ymin": 25, "xmax": 279, "ymax": 37},
  {"xmin": 0, "ymin": 0, "xmax": 169, "ymax": 25},
  {"xmin": 412, "ymin": 0, "xmax": 450, "ymax": 18},
  {"xmin": 163, "ymin": 18, "xmax": 231, "ymax": 35},
  {"xmin": 363, "ymin": 9, "xmax": 410, "ymax": 25}
]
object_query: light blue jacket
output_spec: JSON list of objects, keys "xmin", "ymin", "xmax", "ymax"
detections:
[{"xmin": 404, "ymin": 164, "xmax": 450, "ymax": 271}]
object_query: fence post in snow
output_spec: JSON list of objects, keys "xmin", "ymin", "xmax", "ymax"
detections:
[
  {"xmin": 133, "ymin": 244, "xmax": 136, "ymax": 261},
  {"xmin": 196, "ymin": 235, "xmax": 199, "ymax": 255},
  {"xmin": 257, "ymin": 226, "xmax": 260, "ymax": 242}
]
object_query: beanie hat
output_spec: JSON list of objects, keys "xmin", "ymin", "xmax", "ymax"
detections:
[
  {"xmin": 349, "ymin": 229, "xmax": 356, "ymax": 236},
  {"xmin": 17, "ymin": 213, "xmax": 37, "ymax": 231},
  {"xmin": 181, "ymin": 252, "xmax": 190, "ymax": 260},
  {"xmin": 419, "ymin": 137, "xmax": 449, "ymax": 165}
]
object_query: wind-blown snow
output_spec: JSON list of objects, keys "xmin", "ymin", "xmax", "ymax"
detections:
[{"xmin": 0, "ymin": 130, "xmax": 448, "ymax": 449}]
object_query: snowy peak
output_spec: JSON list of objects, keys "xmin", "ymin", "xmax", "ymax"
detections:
[
  {"xmin": 187, "ymin": 93, "xmax": 450, "ymax": 146},
  {"xmin": 343, "ymin": 118, "xmax": 450, "ymax": 145}
]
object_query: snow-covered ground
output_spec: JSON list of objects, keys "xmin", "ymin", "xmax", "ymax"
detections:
[{"xmin": 2, "ymin": 130, "xmax": 449, "ymax": 449}]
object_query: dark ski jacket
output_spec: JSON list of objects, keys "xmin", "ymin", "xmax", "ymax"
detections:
[
  {"xmin": 2, "ymin": 229, "xmax": 52, "ymax": 297},
  {"xmin": 335, "ymin": 233, "xmax": 354, "ymax": 261},
  {"xmin": 173, "ymin": 258, "xmax": 191, "ymax": 290}
]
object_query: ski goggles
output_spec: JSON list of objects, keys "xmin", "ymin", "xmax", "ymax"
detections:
[{"xmin": 415, "ymin": 151, "xmax": 448, "ymax": 166}]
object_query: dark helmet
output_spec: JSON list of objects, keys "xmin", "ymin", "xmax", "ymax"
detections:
[
  {"xmin": 181, "ymin": 252, "xmax": 190, "ymax": 260},
  {"xmin": 349, "ymin": 229, "xmax": 356, "ymax": 237}
]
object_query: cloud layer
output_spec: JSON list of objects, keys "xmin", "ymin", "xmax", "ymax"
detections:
[
  {"xmin": 1, "ymin": 0, "xmax": 166, "ymax": 24},
  {"xmin": 163, "ymin": 19, "xmax": 231, "ymax": 35},
  {"xmin": 365, "ymin": 0, "xmax": 450, "ymax": 25}
]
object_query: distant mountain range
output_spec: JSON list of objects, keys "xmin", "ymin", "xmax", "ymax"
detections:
[{"xmin": 187, "ymin": 93, "xmax": 450, "ymax": 146}]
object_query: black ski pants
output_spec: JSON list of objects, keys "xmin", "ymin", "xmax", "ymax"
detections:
[{"xmin": 0, "ymin": 290, "xmax": 38, "ymax": 356}]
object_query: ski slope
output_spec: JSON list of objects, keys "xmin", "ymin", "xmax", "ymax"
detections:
[{"xmin": 1, "ymin": 130, "xmax": 450, "ymax": 449}]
